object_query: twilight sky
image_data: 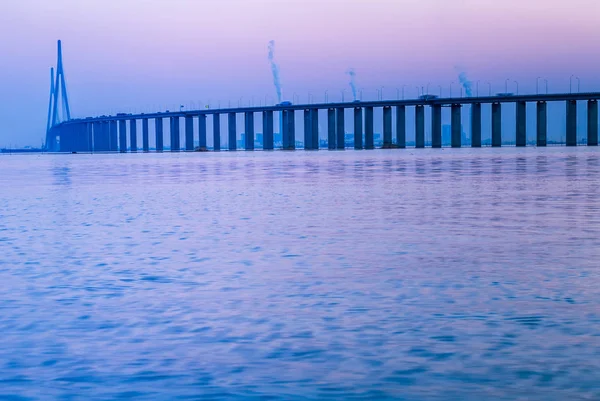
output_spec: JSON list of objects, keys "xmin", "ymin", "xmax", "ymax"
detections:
[{"xmin": 0, "ymin": 0, "xmax": 599, "ymax": 147}]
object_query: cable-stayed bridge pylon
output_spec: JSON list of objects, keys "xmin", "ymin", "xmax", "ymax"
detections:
[{"xmin": 45, "ymin": 40, "xmax": 71, "ymax": 151}]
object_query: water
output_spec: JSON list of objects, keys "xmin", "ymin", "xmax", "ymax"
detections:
[{"xmin": 1, "ymin": 148, "xmax": 599, "ymax": 400}]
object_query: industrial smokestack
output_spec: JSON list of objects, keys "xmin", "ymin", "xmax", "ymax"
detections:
[
  {"xmin": 457, "ymin": 71, "xmax": 473, "ymax": 97},
  {"xmin": 268, "ymin": 40, "xmax": 282, "ymax": 104},
  {"xmin": 346, "ymin": 69, "xmax": 357, "ymax": 101}
]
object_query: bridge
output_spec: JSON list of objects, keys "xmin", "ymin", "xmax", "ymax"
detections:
[{"xmin": 45, "ymin": 42, "xmax": 600, "ymax": 152}]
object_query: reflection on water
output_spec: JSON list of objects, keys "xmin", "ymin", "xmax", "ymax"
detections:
[{"xmin": 0, "ymin": 148, "xmax": 599, "ymax": 400}]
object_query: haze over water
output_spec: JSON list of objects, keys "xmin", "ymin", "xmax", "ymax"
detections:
[{"xmin": 1, "ymin": 148, "xmax": 599, "ymax": 400}]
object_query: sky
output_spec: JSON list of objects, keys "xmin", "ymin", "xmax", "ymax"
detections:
[{"xmin": 0, "ymin": 0, "xmax": 599, "ymax": 147}]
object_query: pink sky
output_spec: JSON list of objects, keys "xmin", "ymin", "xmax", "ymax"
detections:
[{"xmin": 0, "ymin": 0, "xmax": 599, "ymax": 146}]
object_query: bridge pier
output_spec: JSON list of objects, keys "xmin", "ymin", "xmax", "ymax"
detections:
[
  {"xmin": 566, "ymin": 100, "xmax": 577, "ymax": 146},
  {"xmin": 471, "ymin": 103, "xmax": 481, "ymax": 147},
  {"xmin": 228, "ymin": 112, "xmax": 237, "ymax": 150},
  {"xmin": 171, "ymin": 116, "xmax": 180, "ymax": 151},
  {"xmin": 58, "ymin": 125, "xmax": 68, "ymax": 152},
  {"xmin": 109, "ymin": 120, "xmax": 118, "ymax": 151},
  {"xmin": 185, "ymin": 115, "xmax": 194, "ymax": 151},
  {"xmin": 383, "ymin": 106, "xmax": 392, "ymax": 148},
  {"xmin": 396, "ymin": 105, "xmax": 406, "ymax": 148},
  {"xmin": 288, "ymin": 110, "xmax": 296, "ymax": 149},
  {"xmin": 142, "ymin": 119, "xmax": 149, "ymax": 152},
  {"xmin": 130, "ymin": 119, "xmax": 137, "ymax": 152},
  {"xmin": 336, "ymin": 108, "xmax": 345, "ymax": 149},
  {"xmin": 353, "ymin": 107, "xmax": 363, "ymax": 149},
  {"xmin": 198, "ymin": 114, "xmax": 207, "ymax": 150},
  {"xmin": 263, "ymin": 110, "xmax": 273, "ymax": 150},
  {"xmin": 213, "ymin": 114, "xmax": 220, "ymax": 151},
  {"xmin": 516, "ymin": 101, "xmax": 527, "ymax": 147},
  {"xmin": 303, "ymin": 109, "xmax": 318, "ymax": 150},
  {"xmin": 311, "ymin": 109, "xmax": 319, "ymax": 150},
  {"xmin": 537, "ymin": 101, "xmax": 547, "ymax": 147},
  {"xmin": 587, "ymin": 100, "xmax": 598, "ymax": 146},
  {"xmin": 492, "ymin": 102, "xmax": 502, "ymax": 147},
  {"xmin": 91, "ymin": 122, "xmax": 100, "ymax": 151},
  {"xmin": 282, "ymin": 110, "xmax": 295, "ymax": 150},
  {"xmin": 431, "ymin": 104, "xmax": 442, "ymax": 148},
  {"xmin": 365, "ymin": 106, "xmax": 374, "ymax": 149},
  {"xmin": 245, "ymin": 112, "xmax": 254, "ymax": 150},
  {"xmin": 328, "ymin": 108, "xmax": 336, "ymax": 149},
  {"xmin": 155, "ymin": 117, "xmax": 164, "ymax": 152},
  {"xmin": 119, "ymin": 120, "xmax": 127, "ymax": 152},
  {"xmin": 282, "ymin": 110, "xmax": 289, "ymax": 149},
  {"xmin": 415, "ymin": 105, "xmax": 425, "ymax": 148},
  {"xmin": 85, "ymin": 123, "xmax": 92, "ymax": 152},
  {"xmin": 304, "ymin": 109, "xmax": 313, "ymax": 149},
  {"xmin": 451, "ymin": 104, "xmax": 462, "ymax": 148},
  {"xmin": 62, "ymin": 124, "xmax": 73, "ymax": 152}
]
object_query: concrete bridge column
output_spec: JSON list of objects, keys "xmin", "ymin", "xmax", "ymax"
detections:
[
  {"xmin": 103, "ymin": 122, "xmax": 111, "ymax": 151},
  {"xmin": 141, "ymin": 119, "xmax": 149, "ymax": 152},
  {"xmin": 155, "ymin": 117, "xmax": 164, "ymax": 152},
  {"xmin": 451, "ymin": 104, "xmax": 462, "ymax": 148},
  {"xmin": 566, "ymin": 100, "xmax": 577, "ymax": 146},
  {"xmin": 245, "ymin": 112, "xmax": 254, "ymax": 150},
  {"xmin": 471, "ymin": 103, "xmax": 482, "ymax": 147},
  {"xmin": 92, "ymin": 122, "xmax": 100, "ymax": 152},
  {"xmin": 109, "ymin": 120, "xmax": 118, "ymax": 151},
  {"xmin": 353, "ymin": 107, "xmax": 363, "ymax": 149},
  {"xmin": 383, "ymin": 106, "xmax": 392, "ymax": 148},
  {"xmin": 75, "ymin": 124, "xmax": 84, "ymax": 152},
  {"xmin": 171, "ymin": 117, "xmax": 180, "ymax": 151},
  {"xmin": 281, "ymin": 111, "xmax": 289, "ymax": 149},
  {"xmin": 213, "ymin": 114, "xmax": 220, "ymax": 151},
  {"xmin": 74, "ymin": 124, "xmax": 83, "ymax": 152},
  {"xmin": 228, "ymin": 112, "xmax": 237, "ymax": 150},
  {"xmin": 396, "ymin": 105, "xmax": 406, "ymax": 148},
  {"xmin": 185, "ymin": 115, "xmax": 194, "ymax": 151},
  {"xmin": 93, "ymin": 122, "xmax": 105, "ymax": 152},
  {"xmin": 58, "ymin": 125, "xmax": 68, "ymax": 152},
  {"xmin": 365, "ymin": 106, "xmax": 374, "ymax": 149},
  {"xmin": 415, "ymin": 105, "xmax": 425, "ymax": 148},
  {"xmin": 130, "ymin": 119, "xmax": 137, "ymax": 152},
  {"xmin": 287, "ymin": 110, "xmax": 295, "ymax": 150},
  {"xmin": 492, "ymin": 102, "xmax": 502, "ymax": 147},
  {"xmin": 336, "ymin": 108, "xmax": 345, "ymax": 149},
  {"xmin": 516, "ymin": 101, "xmax": 527, "ymax": 147},
  {"xmin": 304, "ymin": 109, "xmax": 313, "ymax": 150},
  {"xmin": 587, "ymin": 100, "xmax": 598, "ymax": 146},
  {"xmin": 536, "ymin": 101, "xmax": 547, "ymax": 147},
  {"xmin": 431, "ymin": 104, "xmax": 442, "ymax": 148},
  {"xmin": 263, "ymin": 110, "xmax": 273, "ymax": 150},
  {"xmin": 311, "ymin": 109, "xmax": 319, "ymax": 150},
  {"xmin": 77, "ymin": 123, "xmax": 88, "ymax": 152},
  {"xmin": 304, "ymin": 109, "xmax": 319, "ymax": 150},
  {"xmin": 198, "ymin": 114, "xmax": 207, "ymax": 150},
  {"xmin": 328, "ymin": 108, "xmax": 336, "ymax": 149},
  {"xmin": 86, "ymin": 123, "xmax": 93, "ymax": 152},
  {"xmin": 119, "ymin": 120, "xmax": 127, "ymax": 152}
]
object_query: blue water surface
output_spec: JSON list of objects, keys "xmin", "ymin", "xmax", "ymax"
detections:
[{"xmin": 0, "ymin": 148, "xmax": 599, "ymax": 400}]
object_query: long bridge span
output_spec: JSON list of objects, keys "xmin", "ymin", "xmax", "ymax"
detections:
[
  {"xmin": 48, "ymin": 92, "xmax": 600, "ymax": 153},
  {"xmin": 43, "ymin": 41, "xmax": 600, "ymax": 153}
]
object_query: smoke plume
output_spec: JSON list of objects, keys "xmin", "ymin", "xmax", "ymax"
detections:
[
  {"xmin": 346, "ymin": 69, "xmax": 357, "ymax": 101},
  {"xmin": 268, "ymin": 40, "xmax": 282, "ymax": 103},
  {"xmin": 457, "ymin": 71, "xmax": 473, "ymax": 97}
]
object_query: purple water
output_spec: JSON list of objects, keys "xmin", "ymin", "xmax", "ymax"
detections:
[{"xmin": 1, "ymin": 148, "xmax": 599, "ymax": 400}]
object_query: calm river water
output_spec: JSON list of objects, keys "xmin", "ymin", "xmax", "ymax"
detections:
[{"xmin": 0, "ymin": 148, "xmax": 599, "ymax": 400}]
